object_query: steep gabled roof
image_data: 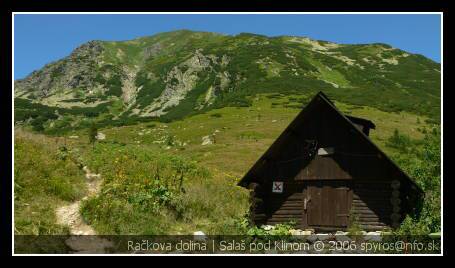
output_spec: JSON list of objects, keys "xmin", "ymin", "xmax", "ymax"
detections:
[{"xmin": 238, "ymin": 91, "xmax": 422, "ymax": 193}]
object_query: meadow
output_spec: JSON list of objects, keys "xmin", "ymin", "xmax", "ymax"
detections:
[{"xmin": 14, "ymin": 93, "xmax": 441, "ymax": 236}]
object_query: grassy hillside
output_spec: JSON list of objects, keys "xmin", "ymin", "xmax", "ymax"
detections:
[
  {"xmin": 85, "ymin": 93, "xmax": 435, "ymax": 177},
  {"xmin": 14, "ymin": 30, "xmax": 441, "ymax": 134},
  {"xmin": 14, "ymin": 90, "xmax": 441, "ymax": 236}
]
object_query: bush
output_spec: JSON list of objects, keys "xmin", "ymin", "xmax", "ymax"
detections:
[
  {"xmin": 392, "ymin": 128, "xmax": 441, "ymax": 234},
  {"xmin": 210, "ymin": 113, "xmax": 222, "ymax": 118},
  {"xmin": 386, "ymin": 129, "xmax": 413, "ymax": 152},
  {"xmin": 245, "ymin": 222, "xmax": 296, "ymax": 239},
  {"xmin": 88, "ymin": 123, "xmax": 98, "ymax": 145}
]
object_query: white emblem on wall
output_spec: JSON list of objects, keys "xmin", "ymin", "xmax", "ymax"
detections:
[
  {"xmin": 318, "ymin": 147, "xmax": 334, "ymax": 156},
  {"xmin": 272, "ymin": 181, "xmax": 283, "ymax": 193}
]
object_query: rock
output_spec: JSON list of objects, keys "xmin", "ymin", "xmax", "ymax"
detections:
[
  {"xmin": 86, "ymin": 173, "xmax": 101, "ymax": 180},
  {"xmin": 364, "ymin": 231, "xmax": 382, "ymax": 242},
  {"xmin": 96, "ymin": 132, "xmax": 106, "ymax": 140},
  {"xmin": 316, "ymin": 233, "xmax": 331, "ymax": 241},
  {"xmin": 261, "ymin": 225, "xmax": 274, "ymax": 231},
  {"xmin": 141, "ymin": 51, "xmax": 216, "ymax": 117},
  {"xmin": 335, "ymin": 235, "xmax": 351, "ymax": 242},
  {"xmin": 289, "ymin": 229, "xmax": 312, "ymax": 236},
  {"xmin": 201, "ymin": 135, "xmax": 213, "ymax": 145},
  {"xmin": 335, "ymin": 231, "xmax": 350, "ymax": 242},
  {"xmin": 306, "ymin": 234, "xmax": 318, "ymax": 243},
  {"xmin": 64, "ymin": 235, "xmax": 114, "ymax": 253},
  {"xmin": 289, "ymin": 229, "xmax": 302, "ymax": 236},
  {"xmin": 335, "ymin": 231, "xmax": 349, "ymax": 236},
  {"xmin": 380, "ymin": 231, "xmax": 392, "ymax": 236},
  {"xmin": 193, "ymin": 231, "xmax": 207, "ymax": 241}
]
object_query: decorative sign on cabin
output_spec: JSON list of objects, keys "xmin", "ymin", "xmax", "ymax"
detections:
[
  {"xmin": 317, "ymin": 147, "xmax": 334, "ymax": 156},
  {"xmin": 272, "ymin": 181, "xmax": 283, "ymax": 193},
  {"xmin": 238, "ymin": 91, "xmax": 423, "ymax": 231}
]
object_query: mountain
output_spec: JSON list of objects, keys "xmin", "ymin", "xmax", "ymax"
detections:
[{"xmin": 14, "ymin": 30, "xmax": 441, "ymax": 133}]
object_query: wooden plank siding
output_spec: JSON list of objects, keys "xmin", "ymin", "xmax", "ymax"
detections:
[
  {"xmin": 257, "ymin": 181, "xmax": 395, "ymax": 230},
  {"xmin": 351, "ymin": 182, "xmax": 394, "ymax": 229},
  {"xmin": 264, "ymin": 183, "xmax": 305, "ymax": 227}
]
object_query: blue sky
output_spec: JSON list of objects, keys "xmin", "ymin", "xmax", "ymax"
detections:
[{"xmin": 14, "ymin": 14, "xmax": 441, "ymax": 79}]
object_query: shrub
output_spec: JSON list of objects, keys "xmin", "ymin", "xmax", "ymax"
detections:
[
  {"xmin": 386, "ymin": 129, "xmax": 413, "ymax": 152},
  {"xmin": 392, "ymin": 129, "xmax": 441, "ymax": 234},
  {"xmin": 88, "ymin": 123, "xmax": 98, "ymax": 145},
  {"xmin": 210, "ymin": 113, "xmax": 222, "ymax": 118},
  {"xmin": 245, "ymin": 222, "xmax": 295, "ymax": 239}
]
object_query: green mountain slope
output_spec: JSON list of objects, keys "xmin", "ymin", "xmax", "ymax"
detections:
[
  {"xmin": 14, "ymin": 30, "xmax": 441, "ymax": 133},
  {"xmin": 14, "ymin": 93, "xmax": 440, "ymax": 237}
]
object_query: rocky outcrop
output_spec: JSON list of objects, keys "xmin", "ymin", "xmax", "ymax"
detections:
[
  {"xmin": 144, "ymin": 42, "xmax": 163, "ymax": 59},
  {"xmin": 121, "ymin": 66, "xmax": 139, "ymax": 105},
  {"xmin": 15, "ymin": 40, "xmax": 105, "ymax": 100},
  {"xmin": 141, "ymin": 50, "xmax": 229, "ymax": 117}
]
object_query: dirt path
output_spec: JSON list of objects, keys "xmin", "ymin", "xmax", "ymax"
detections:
[{"xmin": 55, "ymin": 165, "xmax": 113, "ymax": 253}]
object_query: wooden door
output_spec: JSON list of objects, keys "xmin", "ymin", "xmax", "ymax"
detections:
[{"xmin": 303, "ymin": 181, "xmax": 351, "ymax": 229}]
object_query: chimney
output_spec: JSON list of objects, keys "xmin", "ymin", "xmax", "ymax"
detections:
[{"xmin": 346, "ymin": 116, "xmax": 376, "ymax": 136}]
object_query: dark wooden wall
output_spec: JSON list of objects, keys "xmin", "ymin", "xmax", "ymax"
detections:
[
  {"xmin": 249, "ymin": 102, "xmax": 415, "ymax": 231},
  {"xmin": 351, "ymin": 182, "xmax": 394, "ymax": 230}
]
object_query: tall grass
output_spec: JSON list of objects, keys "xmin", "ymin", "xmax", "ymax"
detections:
[
  {"xmin": 80, "ymin": 142, "xmax": 249, "ymax": 235},
  {"xmin": 14, "ymin": 130, "xmax": 87, "ymax": 235}
]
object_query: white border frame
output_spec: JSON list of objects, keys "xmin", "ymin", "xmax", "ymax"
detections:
[{"xmin": 11, "ymin": 11, "xmax": 444, "ymax": 256}]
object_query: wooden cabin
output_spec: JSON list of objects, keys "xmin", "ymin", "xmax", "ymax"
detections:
[{"xmin": 238, "ymin": 92, "xmax": 423, "ymax": 231}]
